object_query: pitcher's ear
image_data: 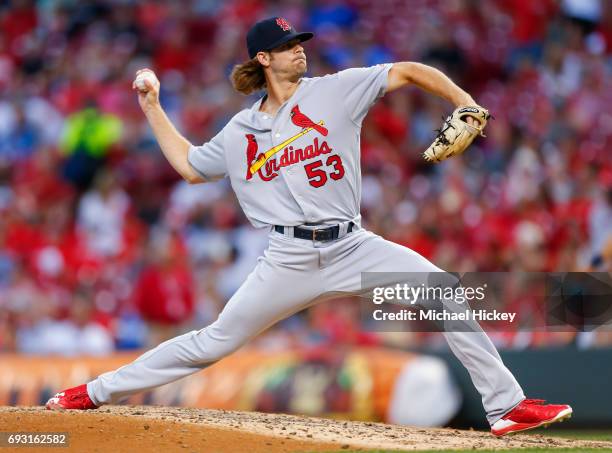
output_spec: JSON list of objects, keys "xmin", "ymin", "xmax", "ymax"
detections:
[{"xmin": 256, "ymin": 52, "xmax": 271, "ymax": 67}]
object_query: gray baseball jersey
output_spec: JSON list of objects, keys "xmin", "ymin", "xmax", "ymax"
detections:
[
  {"xmin": 86, "ymin": 64, "xmax": 525, "ymax": 426},
  {"xmin": 188, "ymin": 64, "xmax": 393, "ymax": 228}
]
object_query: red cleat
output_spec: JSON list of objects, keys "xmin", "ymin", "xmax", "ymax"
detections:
[
  {"xmin": 491, "ymin": 398, "xmax": 572, "ymax": 437},
  {"xmin": 45, "ymin": 384, "xmax": 98, "ymax": 410}
]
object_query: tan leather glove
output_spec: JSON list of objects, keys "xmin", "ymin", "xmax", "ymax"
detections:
[{"xmin": 423, "ymin": 106, "xmax": 491, "ymax": 163}]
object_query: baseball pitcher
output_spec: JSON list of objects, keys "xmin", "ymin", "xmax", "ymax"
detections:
[{"xmin": 47, "ymin": 17, "xmax": 571, "ymax": 436}]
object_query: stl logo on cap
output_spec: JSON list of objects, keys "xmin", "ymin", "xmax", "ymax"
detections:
[{"xmin": 276, "ymin": 17, "xmax": 292, "ymax": 31}]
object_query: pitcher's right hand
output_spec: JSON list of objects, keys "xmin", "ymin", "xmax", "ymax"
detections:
[{"xmin": 133, "ymin": 68, "xmax": 160, "ymax": 113}]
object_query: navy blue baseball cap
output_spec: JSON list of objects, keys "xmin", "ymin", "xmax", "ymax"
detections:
[{"xmin": 247, "ymin": 17, "xmax": 314, "ymax": 59}]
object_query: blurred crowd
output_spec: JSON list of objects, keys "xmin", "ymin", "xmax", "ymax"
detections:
[{"xmin": 0, "ymin": 0, "xmax": 611, "ymax": 355}]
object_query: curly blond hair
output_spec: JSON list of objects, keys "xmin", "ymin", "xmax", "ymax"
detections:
[{"xmin": 230, "ymin": 58, "xmax": 266, "ymax": 95}]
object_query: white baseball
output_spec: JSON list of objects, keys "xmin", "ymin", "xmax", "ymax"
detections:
[{"xmin": 134, "ymin": 70, "xmax": 158, "ymax": 92}]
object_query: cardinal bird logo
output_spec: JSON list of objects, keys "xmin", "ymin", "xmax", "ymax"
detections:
[
  {"xmin": 276, "ymin": 17, "xmax": 292, "ymax": 32},
  {"xmin": 245, "ymin": 105, "xmax": 329, "ymax": 182},
  {"xmin": 245, "ymin": 134, "xmax": 258, "ymax": 180},
  {"xmin": 290, "ymin": 105, "xmax": 328, "ymax": 136},
  {"xmin": 245, "ymin": 133, "xmax": 277, "ymax": 182}
]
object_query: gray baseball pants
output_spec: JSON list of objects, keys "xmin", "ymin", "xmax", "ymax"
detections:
[{"xmin": 87, "ymin": 228, "xmax": 524, "ymax": 424}]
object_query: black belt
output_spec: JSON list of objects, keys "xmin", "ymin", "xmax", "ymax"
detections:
[{"xmin": 275, "ymin": 222, "xmax": 355, "ymax": 242}]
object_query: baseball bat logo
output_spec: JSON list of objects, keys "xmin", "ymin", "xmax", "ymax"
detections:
[
  {"xmin": 245, "ymin": 134, "xmax": 277, "ymax": 182},
  {"xmin": 247, "ymin": 104, "xmax": 328, "ymax": 178}
]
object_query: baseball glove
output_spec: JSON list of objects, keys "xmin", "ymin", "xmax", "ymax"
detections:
[{"xmin": 423, "ymin": 106, "xmax": 491, "ymax": 163}]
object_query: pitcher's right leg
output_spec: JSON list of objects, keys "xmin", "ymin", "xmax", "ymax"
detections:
[{"xmin": 49, "ymin": 237, "xmax": 323, "ymax": 408}]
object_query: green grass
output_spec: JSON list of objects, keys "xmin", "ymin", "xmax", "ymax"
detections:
[
  {"xmin": 318, "ymin": 448, "xmax": 612, "ymax": 453},
  {"xmin": 320, "ymin": 448, "xmax": 612, "ymax": 452},
  {"xmin": 543, "ymin": 430, "xmax": 612, "ymax": 442}
]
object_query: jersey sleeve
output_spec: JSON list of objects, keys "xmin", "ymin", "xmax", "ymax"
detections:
[
  {"xmin": 187, "ymin": 127, "xmax": 228, "ymax": 181},
  {"xmin": 337, "ymin": 63, "xmax": 393, "ymax": 124}
]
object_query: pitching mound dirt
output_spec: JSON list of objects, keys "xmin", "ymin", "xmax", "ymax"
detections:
[{"xmin": 2, "ymin": 406, "xmax": 611, "ymax": 452}]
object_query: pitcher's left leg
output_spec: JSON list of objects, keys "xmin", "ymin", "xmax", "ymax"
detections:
[{"xmin": 325, "ymin": 231, "xmax": 525, "ymax": 425}]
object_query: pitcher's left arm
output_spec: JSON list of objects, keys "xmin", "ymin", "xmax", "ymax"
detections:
[{"xmin": 387, "ymin": 62, "xmax": 476, "ymax": 110}]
